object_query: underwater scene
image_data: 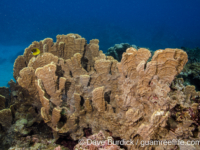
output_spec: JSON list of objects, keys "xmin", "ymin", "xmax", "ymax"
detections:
[{"xmin": 0, "ymin": 0, "xmax": 200, "ymax": 150}]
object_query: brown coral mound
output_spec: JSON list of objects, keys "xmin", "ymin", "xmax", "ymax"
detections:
[{"xmin": 13, "ymin": 33, "xmax": 200, "ymax": 150}]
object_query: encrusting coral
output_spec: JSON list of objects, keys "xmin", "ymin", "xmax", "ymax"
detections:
[{"xmin": 1, "ymin": 33, "xmax": 200, "ymax": 150}]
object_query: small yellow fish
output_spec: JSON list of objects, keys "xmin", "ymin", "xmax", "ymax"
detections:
[{"xmin": 31, "ymin": 48, "xmax": 40, "ymax": 56}]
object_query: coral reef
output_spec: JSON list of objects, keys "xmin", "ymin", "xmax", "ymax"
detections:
[
  {"xmin": 105, "ymin": 43, "xmax": 155, "ymax": 63},
  {"xmin": 74, "ymin": 130, "xmax": 124, "ymax": 150},
  {"xmin": 177, "ymin": 47, "xmax": 200, "ymax": 90},
  {"xmin": 179, "ymin": 62, "xmax": 200, "ymax": 91},
  {"xmin": 8, "ymin": 134, "xmax": 68, "ymax": 150},
  {"xmin": 181, "ymin": 47, "xmax": 200, "ymax": 63},
  {"xmin": 1, "ymin": 33, "xmax": 200, "ymax": 150},
  {"xmin": 105, "ymin": 43, "xmax": 138, "ymax": 61},
  {"xmin": 0, "ymin": 80, "xmax": 60, "ymax": 149},
  {"xmin": 177, "ymin": 47, "xmax": 200, "ymax": 91}
]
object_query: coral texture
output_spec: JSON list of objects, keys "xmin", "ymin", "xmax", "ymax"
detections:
[
  {"xmin": 6, "ymin": 33, "xmax": 200, "ymax": 150},
  {"xmin": 105, "ymin": 43, "xmax": 138, "ymax": 61},
  {"xmin": 181, "ymin": 47, "xmax": 200, "ymax": 63},
  {"xmin": 179, "ymin": 62, "xmax": 200, "ymax": 90},
  {"xmin": 74, "ymin": 130, "xmax": 123, "ymax": 150}
]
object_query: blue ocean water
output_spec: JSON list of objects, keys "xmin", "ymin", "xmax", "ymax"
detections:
[{"xmin": 0, "ymin": 0, "xmax": 200, "ymax": 86}]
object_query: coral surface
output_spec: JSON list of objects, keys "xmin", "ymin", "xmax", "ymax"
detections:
[
  {"xmin": 179, "ymin": 62, "xmax": 200, "ymax": 91},
  {"xmin": 74, "ymin": 130, "xmax": 124, "ymax": 150},
  {"xmin": 1, "ymin": 33, "xmax": 200, "ymax": 150},
  {"xmin": 181, "ymin": 47, "xmax": 200, "ymax": 63},
  {"xmin": 105, "ymin": 43, "xmax": 138, "ymax": 61}
]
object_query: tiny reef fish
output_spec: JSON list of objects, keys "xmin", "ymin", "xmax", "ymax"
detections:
[{"xmin": 31, "ymin": 48, "xmax": 40, "ymax": 56}]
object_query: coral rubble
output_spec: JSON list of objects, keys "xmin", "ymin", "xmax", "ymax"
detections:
[{"xmin": 1, "ymin": 33, "xmax": 200, "ymax": 150}]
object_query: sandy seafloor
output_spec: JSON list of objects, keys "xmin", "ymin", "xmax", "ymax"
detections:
[{"xmin": 0, "ymin": 45, "xmax": 25, "ymax": 87}]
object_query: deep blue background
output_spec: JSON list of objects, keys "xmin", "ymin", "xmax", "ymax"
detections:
[
  {"xmin": 1, "ymin": 0, "xmax": 200, "ymax": 51},
  {"xmin": 0, "ymin": 0, "xmax": 200, "ymax": 86}
]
